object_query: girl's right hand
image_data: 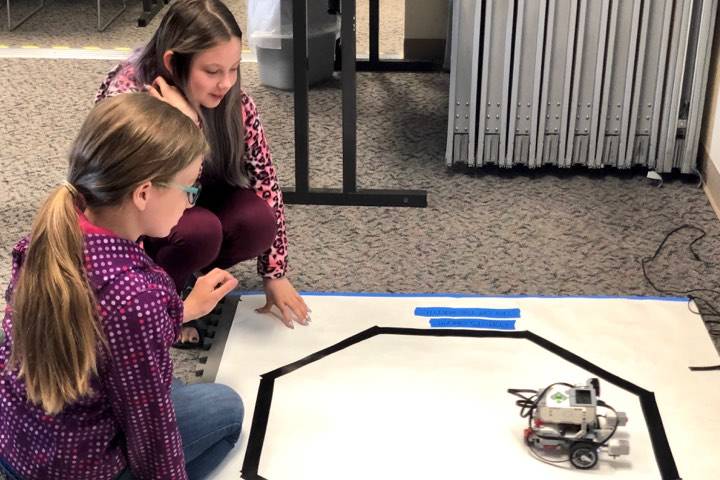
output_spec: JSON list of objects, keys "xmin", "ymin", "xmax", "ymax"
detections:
[
  {"xmin": 183, "ymin": 269, "xmax": 238, "ymax": 322},
  {"xmin": 146, "ymin": 76, "xmax": 200, "ymax": 127}
]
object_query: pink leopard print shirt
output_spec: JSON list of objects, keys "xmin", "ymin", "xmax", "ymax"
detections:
[{"xmin": 95, "ymin": 62, "xmax": 288, "ymax": 279}]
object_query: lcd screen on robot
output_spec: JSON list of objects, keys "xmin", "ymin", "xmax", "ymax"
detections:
[{"xmin": 574, "ymin": 389, "xmax": 592, "ymax": 405}]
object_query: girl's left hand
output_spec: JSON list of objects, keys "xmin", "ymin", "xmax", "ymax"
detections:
[{"xmin": 256, "ymin": 277, "xmax": 310, "ymax": 329}]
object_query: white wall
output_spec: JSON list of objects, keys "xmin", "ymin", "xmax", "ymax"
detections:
[
  {"xmin": 404, "ymin": 0, "xmax": 449, "ymax": 40},
  {"xmin": 701, "ymin": 20, "xmax": 720, "ymax": 170}
]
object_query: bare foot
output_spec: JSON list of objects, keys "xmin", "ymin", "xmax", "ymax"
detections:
[{"xmin": 178, "ymin": 325, "xmax": 200, "ymax": 345}]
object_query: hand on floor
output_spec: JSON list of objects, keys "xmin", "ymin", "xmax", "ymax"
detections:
[{"xmin": 257, "ymin": 277, "xmax": 310, "ymax": 329}]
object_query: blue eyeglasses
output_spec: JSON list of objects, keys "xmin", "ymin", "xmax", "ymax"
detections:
[{"xmin": 155, "ymin": 181, "xmax": 202, "ymax": 206}]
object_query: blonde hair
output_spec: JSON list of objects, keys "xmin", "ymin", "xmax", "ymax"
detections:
[{"xmin": 9, "ymin": 93, "xmax": 208, "ymax": 414}]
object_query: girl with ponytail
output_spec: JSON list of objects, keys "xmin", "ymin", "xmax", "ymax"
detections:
[{"xmin": 0, "ymin": 93, "xmax": 242, "ymax": 480}]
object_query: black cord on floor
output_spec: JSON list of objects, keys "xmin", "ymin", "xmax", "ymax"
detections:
[
  {"xmin": 641, "ymin": 225, "xmax": 720, "ymax": 326},
  {"xmin": 688, "ymin": 296, "xmax": 720, "ymax": 324}
]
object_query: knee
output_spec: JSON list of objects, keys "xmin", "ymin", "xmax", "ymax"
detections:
[
  {"xmin": 215, "ymin": 384, "xmax": 244, "ymax": 443},
  {"xmin": 169, "ymin": 208, "xmax": 223, "ymax": 261},
  {"xmin": 220, "ymin": 384, "xmax": 244, "ymax": 423},
  {"xmin": 223, "ymin": 194, "xmax": 277, "ymax": 260},
  {"xmin": 243, "ymin": 201, "xmax": 277, "ymax": 255}
]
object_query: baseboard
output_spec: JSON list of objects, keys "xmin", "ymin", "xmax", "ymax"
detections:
[
  {"xmin": 700, "ymin": 144, "xmax": 720, "ymax": 221},
  {"xmin": 403, "ymin": 38, "xmax": 446, "ymax": 61}
]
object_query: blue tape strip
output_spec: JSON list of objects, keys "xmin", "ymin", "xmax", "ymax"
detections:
[
  {"xmin": 429, "ymin": 318, "xmax": 517, "ymax": 330},
  {"xmin": 415, "ymin": 307, "xmax": 521, "ymax": 318}
]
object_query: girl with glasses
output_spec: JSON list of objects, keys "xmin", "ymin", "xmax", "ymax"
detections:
[
  {"xmin": 156, "ymin": 180, "xmax": 203, "ymax": 206},
  {"xmin": 96, "ymin": 0, "xmax": 310, "ymax": 348},
  {"xmin": 0, "ymin": 94, "xmax": 242, "ymax": 480}
]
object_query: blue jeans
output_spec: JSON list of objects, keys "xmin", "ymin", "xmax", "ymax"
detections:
[
  {"xmin": 0, "ymin": 457, "xmax": 20, "ymax": 480},
  {"xmin": 118, "ymin": 378, "xmax": 244, "ymax": 479},
  {"xmin": 0, "ymin": 379, "xmax": 244, "ymax": 480}
]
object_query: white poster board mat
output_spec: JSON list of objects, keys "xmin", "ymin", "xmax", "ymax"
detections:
[{"xmin": 204, "ymin": 293, "xmax": 720, "ymax": 480}]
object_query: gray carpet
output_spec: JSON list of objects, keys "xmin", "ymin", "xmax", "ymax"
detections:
[
  {"xmin": 0, "ymin": 0, "xmax": 404, "ymax": 57},
  {"xmin": 2, "ymin": 57, "xmax": 720, "ymax": 384}
]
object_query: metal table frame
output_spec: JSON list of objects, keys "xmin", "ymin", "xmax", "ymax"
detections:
[
  {"xmin": 283, "ymin": 0, "xmax": 429, "ymax": 207},
  {"xmin": 5, "ymin": 0, "xmax": 126, "ymax": 31}
]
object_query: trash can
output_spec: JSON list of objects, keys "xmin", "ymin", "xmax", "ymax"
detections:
[{"xmin": 248, "ymin": 0, "xmax": 340, "ymax": 90}]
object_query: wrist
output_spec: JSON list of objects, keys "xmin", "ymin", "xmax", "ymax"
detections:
[
  {"xmin": 184, "ymin": 109, "xmax": 200, "ymax": 127},
  {"xmin": 263, "ymin": 276, "xmax": 285, "ymax": 286},
  {"xmin": 183, "ymin": 299, "xmax": 199, "ymax": 322}
]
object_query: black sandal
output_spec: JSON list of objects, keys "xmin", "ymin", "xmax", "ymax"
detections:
[{"xmin": 172, "ymin": 319, "xmax": 207, "ymax": 350}]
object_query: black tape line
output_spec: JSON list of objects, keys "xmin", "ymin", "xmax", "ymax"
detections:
[
  {"xmin": 689, "ymin": 364, "xmax": 720, "ymax": 371},
  {"xmin": 242, "ymin": 377, "xmax": 275, "ymax": 479},
  {"xmin": 639, "ymin": 392, "xmax": 682, "ymax": 480},
  {"xmin": 262, "ymin": 326, "xmax": 382, "ymax": 378},
  {"xmin": 524, "ymin": 332, "xmax": 649, "ymax": 396},
  {"xmin": 241, "ymin": 327, "xmax": 681, "ymax": 479},
  {"xmin": 381, "ymin": 326, "xmax": 523, "ymax": 339}
]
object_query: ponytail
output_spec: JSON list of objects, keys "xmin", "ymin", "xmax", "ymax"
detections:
[
  {"xmin": 8, "ymin": 93, "xmax": 206, "ymax": 415},
  {"xmin": 9, "ymin": 184, "xmax": 103, "ymax": 415}
]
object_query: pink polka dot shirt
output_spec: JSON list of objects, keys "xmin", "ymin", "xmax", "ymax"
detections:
[{"xmin": 0, "ymin": 214, "xmax": 188, "ymax": 479}]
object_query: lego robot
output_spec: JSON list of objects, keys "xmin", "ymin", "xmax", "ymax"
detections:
[{"xmin": 508, "ymin": 379, "xmax": 630, "ymax": 469}]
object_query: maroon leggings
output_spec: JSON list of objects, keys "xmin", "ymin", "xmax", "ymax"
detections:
[{"xmin": 144, "ymin": 188, "xmax": 277, "ymax": 291}]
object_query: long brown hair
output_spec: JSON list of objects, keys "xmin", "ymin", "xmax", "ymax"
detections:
[
  {"xmin": 134, "ymin": 0, "xmax": 248, "ymax": 187},
  {"xmin": 9, "ymin": 93, "xmax": 208, "ymax": 415}
]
